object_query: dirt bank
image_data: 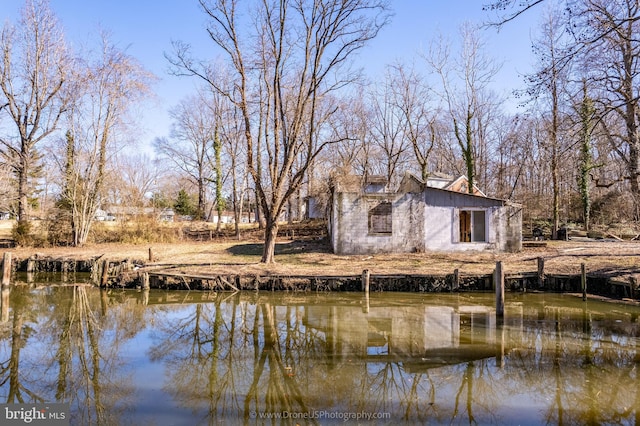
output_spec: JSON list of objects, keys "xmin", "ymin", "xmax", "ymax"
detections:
[{"xmin": 4, "ymin": 237, "xmax": 640, "ymax": 282}]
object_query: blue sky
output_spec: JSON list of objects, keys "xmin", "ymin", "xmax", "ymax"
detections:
[{"xmin": 2, "ymin": 0, "xmax": 542, "ymax": 150}]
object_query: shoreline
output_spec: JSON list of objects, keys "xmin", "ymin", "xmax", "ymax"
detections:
[{"xmin": 2, "ymin": 238, "xmax": 639, "ymax": 300}]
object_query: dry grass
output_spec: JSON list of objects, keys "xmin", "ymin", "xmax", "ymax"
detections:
[
  {"xmin": 4, "ymin": 232, "xmax": 640, "ymax": 280},
  {"xmin": 0, "ymin": 221, "xmax": 12, "ymax": 239}
]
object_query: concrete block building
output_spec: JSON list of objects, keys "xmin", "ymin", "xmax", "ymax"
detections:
[{"xmin": 329, "ymin": 173, "xmax": 522, "ymax": 255}]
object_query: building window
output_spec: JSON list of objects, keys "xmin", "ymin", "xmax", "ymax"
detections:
[
  {"xmin": 459, "ymin": 210, "xmax": 486, "ymax": 242},
  {"xmin": 369, "ymin": 201, "xmax": 392, "ymax": 234}
]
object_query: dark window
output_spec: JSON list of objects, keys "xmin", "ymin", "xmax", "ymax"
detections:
[
  {"xmin": 459, "ymin": 210, "xmax": 486, "ymax": 242},
  {"xmin": 369, "ymin": 201, "xmax": 392, "ymax": 234}
]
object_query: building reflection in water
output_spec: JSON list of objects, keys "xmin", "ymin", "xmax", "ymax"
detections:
[{"xmin": 305, "ymin": 304, "xmax": 500, "ymax": 369}]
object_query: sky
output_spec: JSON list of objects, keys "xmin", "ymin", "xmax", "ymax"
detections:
[{"xmin": 2, "ymin": 0, "xmax": 543, "ymax": 152}]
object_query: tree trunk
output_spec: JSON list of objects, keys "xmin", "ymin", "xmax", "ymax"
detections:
[
  {"xmin": 261, "ymin": 217, "xmax": 279, "ymax": 263},
  {"xmin": 17, "ymin": 154, "xmax": 29, "ymax": 222}
]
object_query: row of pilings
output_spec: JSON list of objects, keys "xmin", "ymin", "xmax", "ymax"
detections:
[{"xmin": 0, "ymin": 252, "xmax": 634, "ymax": 301}]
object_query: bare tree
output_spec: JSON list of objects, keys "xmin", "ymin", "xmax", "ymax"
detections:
[
  {"xmin": 390, "ymin": 63, "xmax": 438, "ymax": 182},
  {"xmin": 169, "ymin": 0, "xmax": 390, "ymax": 263},
  {"xmin": 323, "ymin": 93, "xmax": 372, "ymax": 175},
  {"xmin": 61, "ymin": 34, "xmax": 154, "ymax": 246},
  {"xmin": 0, "ymin": 0, "xmax": 70, "ymax": 226},
  {"xmin": 368, "ymin": 68, "xmax": 411, "ymax": 187},
  {"xmin": 113, "ymin": 153, "xmax": 161, "ymax": 208},
  {"xmin": 426, "ymin": 23, "xmax": 502, "ymax": 194},
  {"xmin": 483, "ymin": 0, "xmax": 546, "ymax": 26},
  {"xmin": 217, "ymin": 93, "xmax": 249, "ymax": 237},
  {"xmin": 154, "ymin": 91, "xmax": 217, "ymax": 220},
  {"xmin": 573, "ymin": 0, "xmax": 640, "ymax": 218},
  {"xmin": 525, "ymin": 7, "xmax": 573, "ymax": 238}
]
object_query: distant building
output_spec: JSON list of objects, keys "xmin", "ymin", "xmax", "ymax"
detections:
[
  {"xmin": 426, "ymin": 172, "xmax": 486, "ymax": 196},
  {"xmin": 328, "ymin": 172, "xmax": 522, "ymax": 254},
  {"xmin": 158, "ymin": 208, "xmax": 175, "ymax": 222},
  {"xmin": 95, "ymin": 206, "xmax": 174, "ymax": 222},
  {"xmin": 210, "ymin": 211, "xmax": 236, "ymax": 224}
]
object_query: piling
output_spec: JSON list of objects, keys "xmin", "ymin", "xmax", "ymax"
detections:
[
  {"xmin": 362, "ymin": 269, "xmax": 370, "ymax": 294},
  {"xmin": 148, "ymin": 247, "xmax": 153, "ymax": 262},
  {"xmin": 453, "ymin": 269, "xmax": 459, "ymax": 291},
  {"xmin": 2, "ymin": 252, "xmax": 11, "ymax": 286},
  {"xmin": 142, "ymin": 272, "xmax": 150, "ymax": 290},
  {"xmin": 581, "ymin": 263, "xmax": 587, "ymax": 301},
  {"xmin": 537, "ymin": 257, "xmax": 545, "ymax": 288},
  {"xmin": 26, "ymin": 258, "xmax": 35, "ymax": 273},
  {"xmin": 495, "ymin": 261, "xmax": 504, "ymax": 318}
]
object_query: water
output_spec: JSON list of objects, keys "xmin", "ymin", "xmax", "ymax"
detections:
[{"xmin": 0, "ymin": 286, "xmax": 639, "ymax": 425}]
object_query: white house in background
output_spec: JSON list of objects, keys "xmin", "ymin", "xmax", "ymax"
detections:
[
  {"xmin": 328, "ymin": 172, "xmax": 522, "ymax": 255},
  {"xmin": 210, "ymin": 211, "xmax": 236, "ymax": 224},
  {"xmin": 95, "ymin": 206, "xmax": 175, "ymax": 222},
  {"xmin": 426, "ymin": 172, "xmax": 487, "ymax": 196},
  {"xmin": 158, "ymin": 208, "xmax": 175, "ymax": 222}
]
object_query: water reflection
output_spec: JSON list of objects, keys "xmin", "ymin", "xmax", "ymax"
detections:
[{"xmin": 0, "ymin": 287, "xmax": 639, "ymax": 425}]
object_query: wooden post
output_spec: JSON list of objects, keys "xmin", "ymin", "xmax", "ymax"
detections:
[
  {"xmin": 452, "ymin": 269, "xmax": 459, "ymax": 292},
  {"xmin": 537, "ymin": 257, "xmax": 545, "ymax": 289},
  {"xmin": 100, "ymin": 259, "xmax": 109, "ymax": 287},
  {"xmin": 630, "ymin": 276, "xmax": 637, "ymax": 300},
  {"xmin": 142, "ymin": 272, "xmax": 150, "ymax": 290},
  {"xmin": 495, "ymin": 261, "xmax": 504, "ymax": 318},
  {"xmin": 362, "ymin": 269, "xmax": 370, "ymax": 294},
  {"xmin": 148, "ymin": 247, "xmax": 153, "ymax": 262},
  {"xmin": 2, "ymin": 252, "xmax": 11, "ymax": 286},
  {"xmin": 581, "ymin": 263, "xmax": 587, "ymax": 301}
]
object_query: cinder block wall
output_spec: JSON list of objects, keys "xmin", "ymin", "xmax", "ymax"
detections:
[{"xmin": 332, "ymin": 192, "xmax": 425, "ymax": 255}]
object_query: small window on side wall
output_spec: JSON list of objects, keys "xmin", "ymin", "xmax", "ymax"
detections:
[
  {"xmin": 369, "ymin": 201, "xmax": 392, "ymax": 235},
  {"xmin": 459, "ymin": 210, "xmax": 486, "ymax": 242}
]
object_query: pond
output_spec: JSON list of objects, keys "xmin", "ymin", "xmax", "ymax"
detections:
[{"xmin": 0, "ymin": 285, "xmax": 639, "ymax": 425}]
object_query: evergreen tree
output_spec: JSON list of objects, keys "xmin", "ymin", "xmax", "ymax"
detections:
[{"xmin": 174, "ymin": 189, "xmax": 195, "ymax": 216}]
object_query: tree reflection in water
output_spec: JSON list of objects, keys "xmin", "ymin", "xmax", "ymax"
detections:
[
  {"xmin": 0, "ymin": 289, "xmax": 640, "ymax": 424},
  {"xmin": 0, "ymin": 285, "xmax": 140, "ymax": 425}
]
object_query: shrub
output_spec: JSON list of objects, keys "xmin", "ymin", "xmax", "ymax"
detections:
[
  {"xmin": 89, "ymin": 217, "xmax": 181, "ymax": 244},
  {"xmin": 11, "ymin": 220, "xmax": 47, "ymax": 247}
]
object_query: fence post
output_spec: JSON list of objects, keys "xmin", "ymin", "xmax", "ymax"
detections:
[{"xmin": 537, "ymin": 257, "xmax": 545, "ymax": 289}]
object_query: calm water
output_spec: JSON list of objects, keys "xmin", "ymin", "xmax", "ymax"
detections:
[{"xmin": 0, "ymin": 285, "xmax": 640, "ymax": 425}]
